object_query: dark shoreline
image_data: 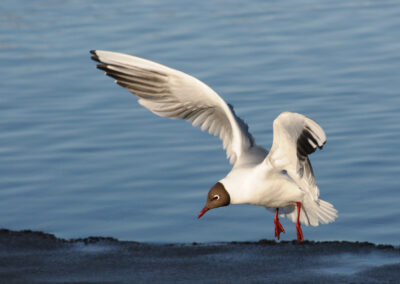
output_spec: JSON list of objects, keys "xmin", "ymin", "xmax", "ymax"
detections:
[
  {"xmin": 1, "ymin": 228, "xmax": 397, "ymax": 248},
  {"xmin": 0, "ymin": 229, "xmax": 399, "ymax": 284}
]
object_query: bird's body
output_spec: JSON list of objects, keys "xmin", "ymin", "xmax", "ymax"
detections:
[
  {"xmin": 224, "ymin": 163, "xmax": 302, "ymax": 208},
  {"xmin": 90, "ymin": 50, "xmax": 338, "ymax": 242}
]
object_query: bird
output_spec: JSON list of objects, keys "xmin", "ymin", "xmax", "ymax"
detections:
[{"xmin": 90, "ymin": 50, "xmax": 338, "ymax": 243}]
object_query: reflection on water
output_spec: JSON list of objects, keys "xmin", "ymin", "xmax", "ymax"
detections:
[{"xmin": 1, "ymin": 0, "xmax": 400, "ymax": 244}]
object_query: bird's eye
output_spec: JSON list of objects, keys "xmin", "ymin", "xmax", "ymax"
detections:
[{"xmin": 212, "ymin": 195, "xmax": 220, "ymax": 201}]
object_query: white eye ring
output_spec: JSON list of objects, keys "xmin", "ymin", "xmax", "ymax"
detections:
[{"xmin": 213, "ymin": 195, "xmax": 220, "ymax": 200}]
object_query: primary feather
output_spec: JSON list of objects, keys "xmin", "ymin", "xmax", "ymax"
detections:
[{"xmin": 91, "ymin": 50, "xmax": 255, "ymax": 165}]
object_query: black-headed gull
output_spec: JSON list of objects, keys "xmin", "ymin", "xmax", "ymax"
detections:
[{"xmin": 90, "ymin": 50, "xmax": 338, "ymax": 243}]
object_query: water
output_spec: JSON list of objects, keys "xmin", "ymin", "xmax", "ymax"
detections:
[{"xmin": 1, "ymin": 0, "xmax": 399, "ymax": 244}]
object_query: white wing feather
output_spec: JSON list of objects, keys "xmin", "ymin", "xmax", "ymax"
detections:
[
  {"xmin": 266, "ymin": 112, "xmax": 326, "ymax": 199},
  {"xmin": 91, "ymin": 50, "xmax": 255, "ymax": 165},
  {"xmin": 265, "ymin": 112, "xmax": 338, "ymax": 226}
]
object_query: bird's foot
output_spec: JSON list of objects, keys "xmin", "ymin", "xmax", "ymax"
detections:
[
  {"xmin": 274, "ymin": 209, "xmax": 285, "ymax": 240},
  {"xmin": 274, "ymin": 219, "xmax": 285, "ymax": 240},
  {"xmin": 296, "ymin": 202, "xmax": 304, "ymax": 243},
  {"xmin": 296, "ymin": 223, "xmax": 304, "ymax": 243}
]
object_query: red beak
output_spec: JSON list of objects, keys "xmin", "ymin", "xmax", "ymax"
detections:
[{"xmin": 197, "ymin": 207, "xmax": 209, "ymax": 219}]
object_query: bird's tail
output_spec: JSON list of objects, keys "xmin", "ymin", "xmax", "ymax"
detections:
[{"xmin": 279, "ymin": 192, "xmax": 338, "ymax": 226}]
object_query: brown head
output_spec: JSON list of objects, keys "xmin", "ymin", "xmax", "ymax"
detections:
[{"xmin": 198, "ymin": 182, "xmax": 230, "ymax": 218}]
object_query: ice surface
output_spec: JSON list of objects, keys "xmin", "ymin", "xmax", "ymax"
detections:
[{"xmin": 0, "ymin": 229, "xmax": 399, "ymax": 283}]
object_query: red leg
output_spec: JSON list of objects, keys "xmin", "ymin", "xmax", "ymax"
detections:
[
  {"xmin": 274, "ymin": 208, "xmax": 285, "ymax": 240},
  {"xmin": 296, "ymin": 202, "xmax": 304, "ymax": 243}
]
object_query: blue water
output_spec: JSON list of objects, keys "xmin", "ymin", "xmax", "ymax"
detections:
[{"xmin": 1, "ymin": 0, "xmax": 400, "ymax": 244}]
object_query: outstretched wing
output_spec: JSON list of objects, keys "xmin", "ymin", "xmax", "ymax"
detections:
[
  {"xmin": 90, "ymin": 50, "xmax": 255, "ymax": 165},
  {"xmin": 265, "ymin": 112, "xmax": 326, "ymax": 199}
]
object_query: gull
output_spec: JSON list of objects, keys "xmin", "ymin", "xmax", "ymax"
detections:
[{"xmin": 90, "ymin": 50, "xmax": 338, "ymax": 243}]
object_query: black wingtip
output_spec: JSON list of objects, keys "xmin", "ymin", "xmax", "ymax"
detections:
[
  {"xmin": 90, "ymin": 50, "xmax": 101, "ymax": 63},
  {"xmin": 319, "ymin": 140, "xmax": 327, "ymax": 150},
  {"xmin": 96, "ymin": 64, "xmax": 107, "ymax": 72},
  {"xmin": 91, "ymin": 55, "xmax": 101, "ymax": 63}
]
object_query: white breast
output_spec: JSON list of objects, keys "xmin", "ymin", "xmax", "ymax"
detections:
[{"xmin": 221, "ymin": 163, "xmax": 304, "ymax": 208}]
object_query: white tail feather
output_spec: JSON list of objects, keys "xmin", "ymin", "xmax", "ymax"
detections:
[{"xmin": 277, "ymin": 192, "xmax": 337, "ymax": 226}]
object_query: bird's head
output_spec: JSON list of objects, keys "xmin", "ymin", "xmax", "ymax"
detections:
[{"xmin": 198, "ymin": 182, "xmax": 230, "ymax": 218}]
